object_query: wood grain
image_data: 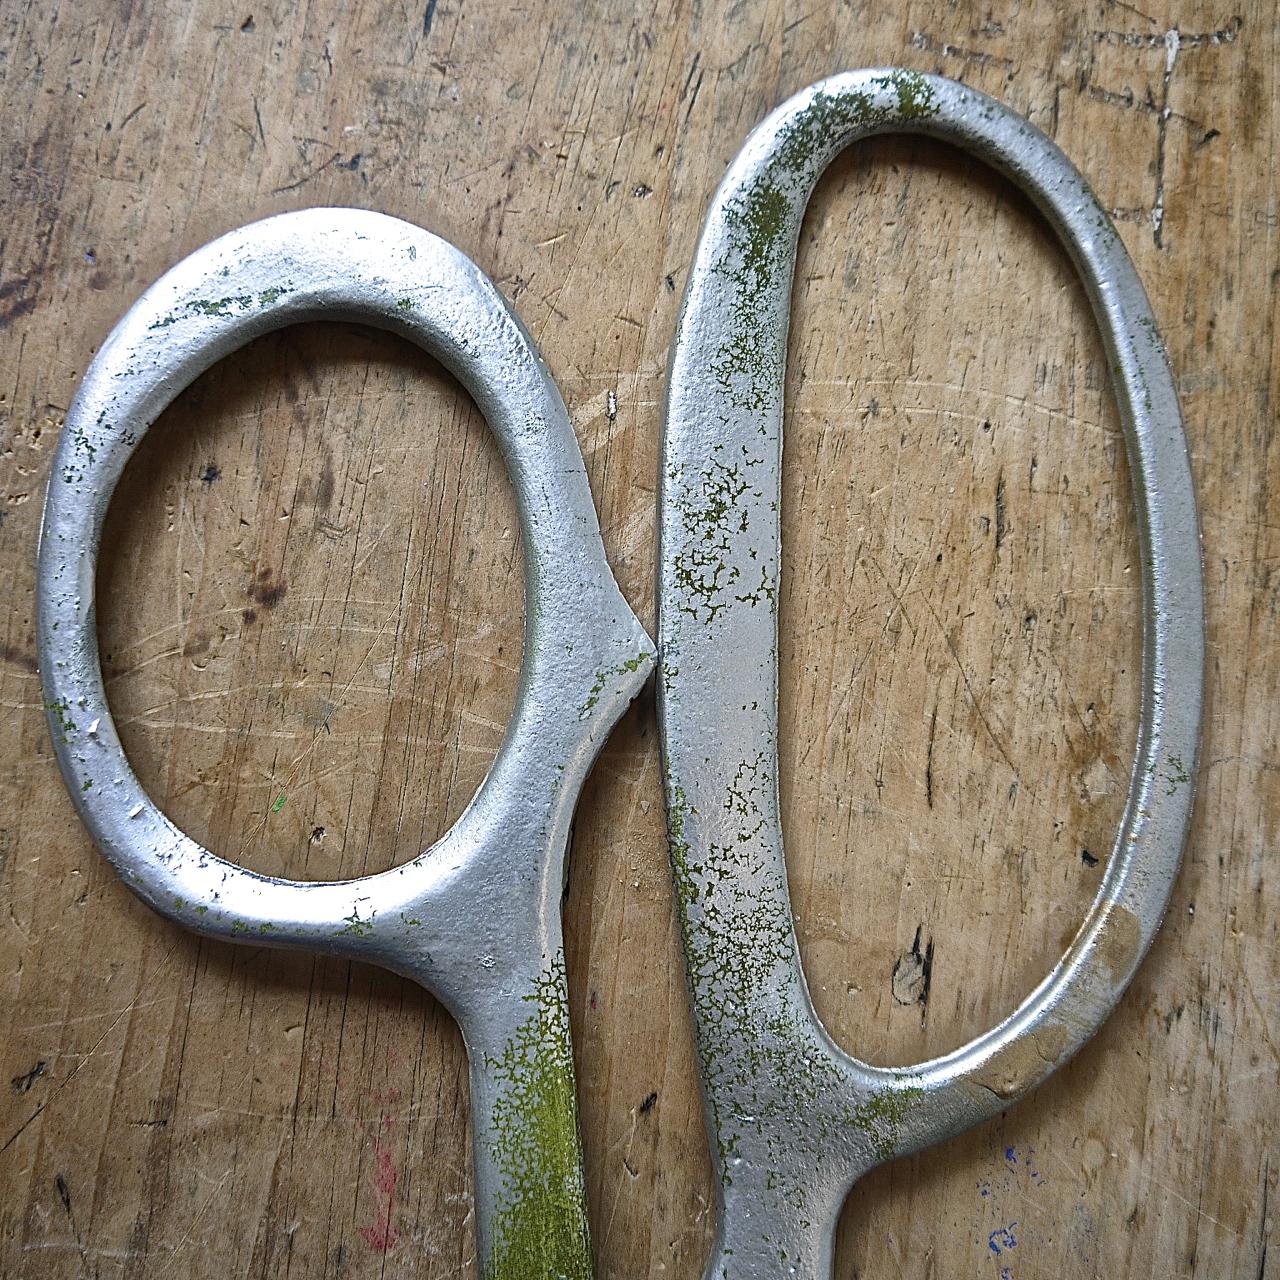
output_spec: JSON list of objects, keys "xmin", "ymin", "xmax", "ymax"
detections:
[{"xmin": 1, "ymin": 1, "xmax": 1275, "ymax": 1276}]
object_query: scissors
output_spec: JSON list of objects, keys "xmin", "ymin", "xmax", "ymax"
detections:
[{"xmin": 38, "ymin": 69, "xmax": 1202, "ymax": 1280}]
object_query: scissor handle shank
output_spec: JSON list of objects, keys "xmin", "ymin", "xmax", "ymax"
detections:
[
  {"xmin": 658, "ymin": 70, "xmax": 1204, "ymax": 1276},
  {"xmin": 36, "ymin": 209, "xmax": 655, "ymax": 1279}
]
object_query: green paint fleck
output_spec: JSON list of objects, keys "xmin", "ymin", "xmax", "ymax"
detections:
[
  {"xmin": 271, "ymin": 793, "xmax": 287, "ymax": 813},
  {"xmin": 44, "ymin": 698, "xmax": 76, "ymax": 736},
  {"xmin": 670, "ymin": 455, "xmax": 755, "ymax": 623},
  {"xmin": 883, "ymin": 68, "xmax": 937, "ymax": 119},
  {"xmin": 1163, "ymin": 754, "xmax": 1191, "ymax": 795},
  {"xmin": 337, "ymin": 909, "xmax": 373, "ymax": 938},
  {"xmin": 149, "ymin": 285, "xmax": 293, "ymax": 330},
  {"xmin": 851, "ymin": 1085, "xmax": 923, "ymax": 1161},
  {"xmin": 186, "ymin": 294, "xmax": 252, "ymax": 318},
  {"xmin": 485, "ymin": 958, "xmax": 591, "ymax": 1280},
  {"xmin": 72, "ymin": 425, "xmax": 98, "ymax": 462},
  {"xmin": 579, "ymin": 650, "xmax": 651, "ymax": 717}
]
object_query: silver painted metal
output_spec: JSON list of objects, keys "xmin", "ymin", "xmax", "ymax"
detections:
[
  {"xmin": 36, "ymin": 208, "xmax": 655, "ymax": 1280},
  {"xmin": 658, "ymin": 70, "xmax": 1204, "ymax": 1278}
]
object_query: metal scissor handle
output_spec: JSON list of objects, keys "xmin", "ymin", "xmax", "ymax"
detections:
[
  {"xmin": 36, "ymin": 208, "xmax": 655, "ymax": 1280},
  {"xmin": 658, "ymin": 70, "xmax": 1204, "ymax": 1277}
]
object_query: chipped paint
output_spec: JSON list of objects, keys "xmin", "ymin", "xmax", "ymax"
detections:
[
  {"xmin": 1095, "ymin": 904, "xmax": 1144, "ymax": 984},
  {"xmin": 579, "ymin": 651, "xmax": 650, "ymax": 717},
  {"xmin": 148, "ymin": 284, "xmax": 294, "ymax": 329},
  {"xmin": 971, "ymin": 1023, "xmax": 1071, "ymax": 1100},
  {"xmin": 485, "ymin": 958, "xmax": 591, "ymax": 1280}
]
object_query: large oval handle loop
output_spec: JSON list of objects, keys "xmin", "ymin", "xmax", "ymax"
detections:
[
  {"xmin": 37, "ymin": 208, "xmax": 655, "ymax": 1279},
  {"xmin": 658, "ymin": 70, "xmax": 1203, "ymax": 1277}
]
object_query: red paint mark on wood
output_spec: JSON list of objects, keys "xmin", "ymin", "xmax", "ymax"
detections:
[
  {"xmin": 358, "ymin": 1212, "xmax": 401, "ymax": 1254},
  {"xmin": 357, "ymin": 1139, "xmax": 401, "ymax": 1253},
  {"xmin": 374, "ymin": 1146, "xmax": 398, "ymax": 1195}
]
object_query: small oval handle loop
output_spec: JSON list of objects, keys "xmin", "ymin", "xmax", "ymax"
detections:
[
  {"xmin": 658, "ymin": 70, "xmax": 1203, "ymax": 1277},
  {"xmin": 37, "ymin": 208, "xmax": 654, "ymax": 1279}
]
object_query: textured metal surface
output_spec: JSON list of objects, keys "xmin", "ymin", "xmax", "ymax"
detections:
[
  {"xmin": 658, "ymin": 70, "xmax": 1205, "ymax": 1278},
  {"xmin": 35, "ymin": 208, "xmax": 655, "ymax": 1280}
]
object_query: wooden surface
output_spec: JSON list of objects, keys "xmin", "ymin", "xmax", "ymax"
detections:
[{"xmin": 0, "ymin": 1, "xmax": 1275, "ymax": 1276}]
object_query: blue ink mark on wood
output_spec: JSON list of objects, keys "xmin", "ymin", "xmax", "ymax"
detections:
[{"xmin": 989, "ymin": 1222, "xmax": 1019, "ymax": 1255}]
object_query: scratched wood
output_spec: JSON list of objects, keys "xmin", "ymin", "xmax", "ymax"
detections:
[{"xmin": 0, "ymin": 1, "xmax": 1274, "ymax": 1276}]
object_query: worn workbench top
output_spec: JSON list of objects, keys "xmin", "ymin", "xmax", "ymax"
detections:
[{"xmin": 1, "ymin": 2, "xmax": 1275, "ymax": 1276}]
